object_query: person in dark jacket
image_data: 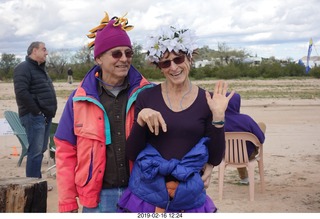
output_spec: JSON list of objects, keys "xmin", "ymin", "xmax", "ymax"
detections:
[
  {"xmin": 13, "ymin": 41, "xmax": 57, "ymax": 179},
  {"xmin": 225, "ymin": 92, "xmax": 265, "ymax": 184},
  {"xmin": 67, "ymin": 67, "xmax": 73, "ymax": 84}
]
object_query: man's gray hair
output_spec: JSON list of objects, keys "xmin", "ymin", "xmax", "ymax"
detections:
[{"xmin": 27, "ymin": 41, "xmax": 44, "ymax": 56}]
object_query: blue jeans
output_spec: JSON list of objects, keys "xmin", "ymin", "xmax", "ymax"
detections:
[
  {"xmin": 82, "ymin": 187, "xmax": 126, "ymax": 213},
  {"xmin": 20, "ymin": 113, "xmax": 51, "ymax": 178}
]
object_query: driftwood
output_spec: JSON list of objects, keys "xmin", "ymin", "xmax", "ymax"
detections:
[{"xmin": 0, "ymin": 177, "xmax": 47, "ymax": 212}]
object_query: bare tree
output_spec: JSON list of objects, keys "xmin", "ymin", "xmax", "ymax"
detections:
[
  {"xmin": 71, "ymin": 46, "xmax": 93, "ymax": 64},
  {"xmin": 46, "ymin": 49, "xmax": 72, "ymax": 75},
  {"xmin": 217, "ymin": 42, "xmax": 230, "ymax": 65}
]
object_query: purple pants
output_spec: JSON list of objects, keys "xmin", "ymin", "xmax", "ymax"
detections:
[{"xmin": 117, "ymin": 188, "xmax": 217, "ymax": 213}]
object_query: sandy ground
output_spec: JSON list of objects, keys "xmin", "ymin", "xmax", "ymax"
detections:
[{"xmin": 0, "ymin": 80, "xmax": 320, "ymax": 213}]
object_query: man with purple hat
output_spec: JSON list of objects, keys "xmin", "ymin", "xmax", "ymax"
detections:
[{"xmin": 54, "ymin": 12, "xmax": 153, "ymax": 213}]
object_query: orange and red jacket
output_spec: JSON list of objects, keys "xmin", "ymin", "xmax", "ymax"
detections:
[{"xmin": 54, "ymin": 65, "xmax": 153, "ymax": 212}]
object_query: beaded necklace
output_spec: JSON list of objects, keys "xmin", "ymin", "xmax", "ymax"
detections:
[{"xmin": 165, "ymin": 80, "xmax": 192, "ymax": 110}]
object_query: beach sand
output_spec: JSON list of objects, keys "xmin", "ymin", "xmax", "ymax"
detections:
[{"xmin": 0, "ymin": 80, "xmax": 319, "ymax": 213}]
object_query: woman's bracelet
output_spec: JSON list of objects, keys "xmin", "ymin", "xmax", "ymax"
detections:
[{"xmin": 212, "ymin": 120, "xmax": 225, "ymax": 125}]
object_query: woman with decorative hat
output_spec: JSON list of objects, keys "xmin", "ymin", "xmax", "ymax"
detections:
[
  {"xmin": 117, "ymin": 26, "xmax": 234, "ymax": 212},
  {"xmin": 54, "ymin": 12, "xmax": 153, "ymax": 213}
]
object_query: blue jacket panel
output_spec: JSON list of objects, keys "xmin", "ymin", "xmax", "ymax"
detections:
[{"xmin": 129, "ymin": 137, "xmax": 209, "ymax": 211}]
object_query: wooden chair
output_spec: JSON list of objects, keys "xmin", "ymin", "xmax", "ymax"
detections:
[
  {"xmin": 4, "ymin": 111, "xmax": 29, "ymax": 167},
  {"xmin": 218, "ymin": 131, "xmax": 265, "ymax": 201}
]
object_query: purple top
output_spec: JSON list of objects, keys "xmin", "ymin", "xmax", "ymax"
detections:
[
  {"xmin": 225, "ymin": 93, "xmax": 265, "ymax": 156},
  {"xmin": 126, "ymin": 84, "xmax": 225, "ymax": 166}
]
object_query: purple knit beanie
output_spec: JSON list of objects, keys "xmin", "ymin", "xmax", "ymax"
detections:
[{"xmin": 87, "ymin": 12, "xmax": 133, "ymax": 59}]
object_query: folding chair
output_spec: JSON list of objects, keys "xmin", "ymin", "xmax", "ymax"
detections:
[{"xmin": 4, "ymin": 111, "xmax": 29, "ymax": 167}]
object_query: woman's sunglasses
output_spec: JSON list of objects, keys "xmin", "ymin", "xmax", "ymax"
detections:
[
  {"xmin": 109, "ymin": 50, "xmax": 134, "ymax": 59},
  {"xmin": 158, "ymin": 55, "xmax": 185, "ymax": 69}
]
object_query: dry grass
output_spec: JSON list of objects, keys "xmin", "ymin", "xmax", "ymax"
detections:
[
  {"xmin": 195, "ymin": 78, "xmax": 320, "ymax": 99},
  {"xmin": 1, "ymin": 78, "xmax": 320, "ymax": 100}
]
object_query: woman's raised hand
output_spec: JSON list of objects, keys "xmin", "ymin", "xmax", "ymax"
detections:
[{"xmin": 205, "ymin": 80, "xmax": 235, "ymax": 122}]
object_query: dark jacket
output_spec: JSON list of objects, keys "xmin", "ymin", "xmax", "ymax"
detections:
[{"xmin": 13, "ymin": 56, "xmax": 57, "ymax": 118}]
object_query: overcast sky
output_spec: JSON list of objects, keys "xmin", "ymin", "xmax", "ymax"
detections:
[{"xmin": 1, "ymin": 0, "xmax": 319, "ymax": 61}]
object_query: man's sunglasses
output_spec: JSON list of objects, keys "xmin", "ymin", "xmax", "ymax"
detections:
[
  {"xmin": 109, "ymin": 50, "xmax": 134, "ymax": 59},
  {"xmin": 158, "ymin": 55, "xmax": 185, "ymax": 69}
]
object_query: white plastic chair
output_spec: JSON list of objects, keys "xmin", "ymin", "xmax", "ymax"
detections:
[{"xmin": 218, "ymin": 130, "xmax": 265, "ymax": 201}]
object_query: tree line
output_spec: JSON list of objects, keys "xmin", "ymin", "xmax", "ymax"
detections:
[{"xmin": 1, "ymin": 42, "xmax": 320, "ymax": 81}]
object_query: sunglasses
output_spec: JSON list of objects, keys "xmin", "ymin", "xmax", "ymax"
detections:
[
  {"xmin": 109, "ymin": 50, "xmax": 134, "ymax": 59},
  {"xmin": 158, "ymin": 55, "xmax": 185, "ymax": 69}
]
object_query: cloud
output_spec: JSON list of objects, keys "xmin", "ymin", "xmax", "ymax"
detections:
[{"xmin": 1, "ymin": 0, "xmax": 319, "ymax": 60}]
